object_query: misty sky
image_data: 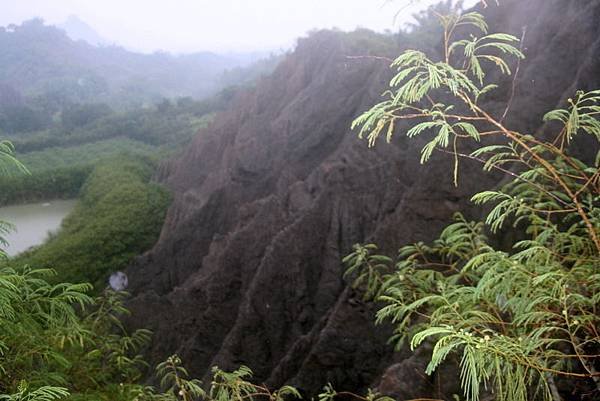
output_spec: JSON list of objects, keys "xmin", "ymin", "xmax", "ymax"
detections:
[{"xmin": 1, "ymin": 0, "xmax": 479, "ymax": 54}]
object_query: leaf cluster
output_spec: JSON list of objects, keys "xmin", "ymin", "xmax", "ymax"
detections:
[
  {"xmin": 0, "ymin": 267, "xmax": 150, "ymax": 401},
  {"xmin": 137, "ymin": 355, "xmax": 391, "ymax": 401},
  {"xmin": 349, "ymin": 7, "xmax": 600, "ymax": 401}
]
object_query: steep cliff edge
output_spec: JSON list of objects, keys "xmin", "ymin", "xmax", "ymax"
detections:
[{"xmin": 126, "ymin": 0, "xmax": 600, "ymax": 398}]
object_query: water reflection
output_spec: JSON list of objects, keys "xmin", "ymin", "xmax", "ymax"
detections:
[{"xmin": 0, "ymin": 199, "xmax": 77, "ymax": 256}]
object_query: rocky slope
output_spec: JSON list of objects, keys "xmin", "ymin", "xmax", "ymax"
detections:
[{"xmin": 126, "ymin": 0, "xmax": 600, "ymax": 398}]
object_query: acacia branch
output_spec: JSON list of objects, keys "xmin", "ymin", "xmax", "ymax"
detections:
[
  {"xmin": 435, "ymin": 148, "xmax": 572, "ymax": 208},
  {"xmin": 471, "ymin": 104, "xmax": 600, "ymax": 253}
]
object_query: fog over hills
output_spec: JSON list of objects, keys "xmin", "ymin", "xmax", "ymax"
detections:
[
  {"xmin": 0, "ymin": 18, "xmax": 278, "ymax": 112},
  {"xmin": 57, "ymin": 15, "xmax": 109, "ymax": 47},
  {"xmin": 2, "ymin": 0, "xmax": 471, "ymax": 53}
]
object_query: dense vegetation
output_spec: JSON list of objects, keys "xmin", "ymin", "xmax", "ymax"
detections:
[
  {"xmin": 0, "ymin": 17, "xmax": 279, "ymax": 205},
  {"xmin": 0, "ymin": 275, "xmax": 150, "ymax": 401},
  {"xmin": 0, "ymin": 93, "xmax": 231, "ymax": 205},
  {"xmin": 348, "ymin": 9, "xmax": 599, "ymax": 401},
  {"xmin": 12, "ymin": 156, "xmax": 170, "ymax": 289}
]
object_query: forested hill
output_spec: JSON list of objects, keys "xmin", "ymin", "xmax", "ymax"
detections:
[
  {"xmin": 125, "ymin": 0, "xmax": 600, "ymax": 399},
  {"xmin": 57, "ymin": 15, "xmax": 109, "ymax": 46},
  {"xmin": 0, "ymin": 18, "xmax": 273, "ymax": 109}
]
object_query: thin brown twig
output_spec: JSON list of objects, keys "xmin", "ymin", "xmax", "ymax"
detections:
[
  {"xmin": 500, "ymin": 26, "xmax": 527, "ymax": 124},
  {"xmin": 470, "ymin": 103, "xmax": 600, "ymax": 252},
  {"xmin": 435, "ymin": 148, "xmax": 572, "ymax": 208},
  {"xmin": 345, "ymin": 55, "xmax": 395, "ymax": 63}
]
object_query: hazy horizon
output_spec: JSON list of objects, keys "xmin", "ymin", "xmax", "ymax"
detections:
[{"xmin": 1, "ymin": 0, "xmax": 478, "ymax": 54}]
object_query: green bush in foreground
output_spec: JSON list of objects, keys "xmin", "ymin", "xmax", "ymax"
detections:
[
  {"xmin": 0, "ymin": 266, "xmax": 153, "ymax": 401},
  {"xmin": 347, "ymin": 9, "xmax": 599, "ymax": 401}
]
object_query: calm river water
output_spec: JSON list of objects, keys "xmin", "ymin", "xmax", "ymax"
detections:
[{"xmin": 0, "ymin": 199, "xmax": 77, "ymax": 256}]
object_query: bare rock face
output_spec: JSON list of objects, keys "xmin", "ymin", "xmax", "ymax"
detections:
[
  {"xmin": 376, "ymin": 343, "xmax": 463, "ymax": 401},
  {"xmin": 127, "ymin": 0, "xmax": 600, "ymax": 398}
]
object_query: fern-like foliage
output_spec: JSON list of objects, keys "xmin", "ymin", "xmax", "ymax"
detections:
[
  {"xmin": 0, "ymin": 267, "xmax": 152, "ymax": 400},
  {"xmin": 60, "ymin": 289, "xmax": 152, "ymax": 393},
  {"xmin": 0, "ymin": 221, "xmax": 15, "ymax": 260},
  {"xmin": 349, "ymin": 7, "xmax": 599, "ymax": 401},
  {"xmin": 0, "ymin": 267, "xmax": 93, "ymax": 390},
  {"xmin": 318, "ymin": 383, "xmax": 393, "ymax": 401},
  {"xmin": 0, "ymin": 141, "xmax": 27, "ymax": 258},
  {"xmin": 0, "ymin": 141, "xmax": 27, "ymax": 177},
  {"xmin": 0, "ymin": 381, "xmax": 69, "ymax": 401},
  {"xmin": 139, "ymin": 355, "xmax": 393, "ymax": 401},
  {"xmin": 136, "ymin": 355, "xmax": 301, "ymax": 401}
]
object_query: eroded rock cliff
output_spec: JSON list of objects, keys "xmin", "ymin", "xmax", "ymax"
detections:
[{"xmin": 127, "ymin": 0, "xmax": 600, "ymax": 398}]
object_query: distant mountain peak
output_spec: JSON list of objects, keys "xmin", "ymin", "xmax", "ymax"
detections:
[{"xmin": 58, "ymin": 15, "xmax": 107, "ymax": 46}]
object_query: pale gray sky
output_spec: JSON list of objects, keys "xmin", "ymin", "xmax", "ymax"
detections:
[{"xmin": 0, "ymin": 0, "xmax": 479, "ymax": 53}]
